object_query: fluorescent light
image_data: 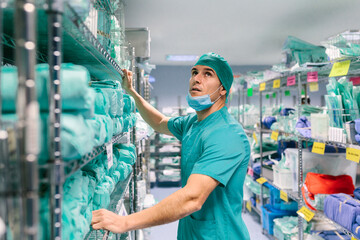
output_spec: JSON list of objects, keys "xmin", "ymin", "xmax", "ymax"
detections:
[{"xmin": 166, "ymin": 55, "xmax": 199, "ymax": 62}]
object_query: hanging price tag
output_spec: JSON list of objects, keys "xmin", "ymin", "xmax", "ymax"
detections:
[
  {"xmin": 329, "ymin": 60, "xmax": 351, "ymax": 77},
  {"xmin": 246, "ymin": 201, "xmax": 252, "ymax": 212},
  {"xmin": 346, "ymin": 147, "xmax": 360, "ymax": 163},
  {"xmin": 253, "ymin": 132, "xmax": 258, "ymax": 144},
  {"xmin": 271, "ymin": 131, "xmax": 279, "ymax": 141},
  {"xmin": 312, "ymin": 142, "xmax": 325, "ymax": 155},
  {"xmin": 256, "ymin": 177, "xmax": 267, "ymax": 185},
  {"xmin": 273, "ymin": 79, "xmax": 281, "ymax": 88},
  {"xmin": 260, "ymin": 82, "xmax": 266, "ymax": 92},
  {"xmin": 247, "ymin": 88, "xmax": 253, "ymax": 97},
  {"xmin": 309, "ymin": 82, "xmax": 319, "ymax": 92},
  {"xmin": 280, "ymin": 190, "xmax": 288, "ymax": 202},
  {"xmin": 351, "ymin": 237, "xmax": 357, "ymax": 240},
  {"xmin": 106, "ymin": 142, "xmax": 113, "ymax": 169},
  {"xmin": 272, "ymin": 92, "xmax": 277, "ymax": 98},
  {"xmin": 297, "ymin": 206, "xmax": 315, "ymax": 222},
  {"xmin": 287, "ymin": 75, "xmax": 296, "ymax": 86},
  {"xmin": 266, "ymin": 94, "xmax": 270, "ymax": 99},
  {"xmin": 307, "ymin": 71, "xmax": 318, "ymax": 82},
  {"xmin": 285, "ymin": 90, "xmax": 291, "ymax": 96}
]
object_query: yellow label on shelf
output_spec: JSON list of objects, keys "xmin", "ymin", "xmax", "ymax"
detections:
[
  {"xmin": 297, "ymin": 206, "xmax": 315, "ymax": 222},
  {"xmin": 271, "ymin": 131, "xmax": 279, "ymax": 141},
  {"xmin": 346, "ymin": 147, "xmax": 360, "ymax": 163},
  {"xmin": 351, "ymin": 237, "xmax": 356, "ymax": 240},
  {"xmin": 312, "ymin": 142, "xmax": 325, "ymax": 155},
  {"xmin": 309, "ymin": 82, "xmax": 319, "ymax": 92},
  {"xmin": 260, "ymin": 82, "xmax": 266, "ymax": 92},
  {"xmin": 256, "ymin": 177, "xmax": 267, "ymax": 185},
  {"xmin": 280, "ymin": 190, "xmax": 288, "ymax": 202},
  {"xmin": 273, "ymin": 79, "xmax": 280, "ymax": 89},
  {"xmin": 253, "ymin": 132, "xmax": 258, "ymax": 144},
  {"xmin": 246, "ymin": 201, "xmax": 252, "ymax": 212},
  {"xmin": 329, "ymin": 60, "xmax": 351, "ymax": 77}
]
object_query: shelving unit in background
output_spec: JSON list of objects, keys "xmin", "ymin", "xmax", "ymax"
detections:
[{"xmin": 237, "ymin": 54, "xmax": 360, "ymax": 239}]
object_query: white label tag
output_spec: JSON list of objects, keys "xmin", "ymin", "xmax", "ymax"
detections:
[{"xmin": 106, "ymin": 142, "xmax": 113, "ymax": 169}]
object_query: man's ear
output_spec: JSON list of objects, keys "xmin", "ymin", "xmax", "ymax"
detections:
[{"xmin": 220, "ymin": 86, "xmax": 227, "ymax": 96}]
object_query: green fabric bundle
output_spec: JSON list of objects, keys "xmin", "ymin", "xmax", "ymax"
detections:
[
  {"xmin": 112, "ymin": 117, "xmax": 123, "ymax": 135},
  {"xmin": 94, "ymin": 88, "xmax": 110, "ymax": 115},
  {"xmin": 85, "ymin": 114, "xmax": 107, "ymax": 147},
  {"xmin": 122, "ymin": 112, "xmax": 137, "ymax": 132}
]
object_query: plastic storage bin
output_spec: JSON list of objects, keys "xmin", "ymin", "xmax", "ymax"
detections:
[
  {"xmin": 284, "ymin": 149, "xmax": 357, "ymax": 192},
  {"xmin": 261, "ymin": 204, "xmax": 297, "ymax": 235},
  {"xmin": 273, "ymin": 164, "xmax": 293, "ymax": 190},
  {"xmin": 267, "ymin": 184, "xmax": 298, "ymax": 211}
]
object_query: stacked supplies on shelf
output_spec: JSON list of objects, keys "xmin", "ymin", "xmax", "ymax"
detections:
[
  {"xmin": 310, "ymin": 230, "xmax": 351, "ymax": 240},
  {"xmin": 89, "ymin": 80, "xmax": 137, "ymax": 139},
  {"xmin": 324, "ymin": 193, "xmax": 360, "ymax": 239},
  {"xmin": 61, "ymin": 143, "xmax": 136, "ymax": 239},
  {"xmin": 261, "ymin": 204, "xmax": 298, "ymax": 235},
  {"xmin": 284, "ymin": 149, "xmax": 357, "ymax": 193},
  {"xmin": 1, "ymin": 64, "xmax": 98, "ymax": 163},
  {"xmin": 273, "ymin": 216, "xmax": 312, "ymax": 240}
]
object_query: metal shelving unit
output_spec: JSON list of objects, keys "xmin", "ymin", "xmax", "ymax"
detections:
[
  {"xmin": 240, "ymin": 55, "xmax": 360, "ymax": 239},
  {"xmin": 0, "ymin": 1, "xmax": 146, "ymax": 239}
]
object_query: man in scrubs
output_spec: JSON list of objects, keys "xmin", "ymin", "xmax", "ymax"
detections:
[{"xmin": 92, "ymin": 53, "xmax": 251, "ymax": 239}]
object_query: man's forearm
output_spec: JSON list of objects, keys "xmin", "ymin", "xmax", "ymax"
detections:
[
  {"xmin": 123, "ymin": 186, "xmax": 200, "ymax": 231},
  {"xmin": 127, "ymin": 89, "xmax": 171, "ymax": 135}
]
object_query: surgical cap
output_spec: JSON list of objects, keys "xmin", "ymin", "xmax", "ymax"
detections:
[{"xmin": 194, "ymin": 53, "xmax": 233, "ymax": 98}]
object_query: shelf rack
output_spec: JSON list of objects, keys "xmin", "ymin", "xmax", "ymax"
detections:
[{"xmin": 239, "ymin": 55, "xmax": 360, "ymax": 240}]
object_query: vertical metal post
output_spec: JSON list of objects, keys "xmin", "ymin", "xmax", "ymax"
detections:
[
  {"xmin": 0, "ymin": 3, "xmax": 3, "ymax": 121},
  {"xmin": 297, "ymin": 73, "xmax": 304, "ymax": 240},
  {"xmin": 15, "ymin": 0, "xmax": 39, "ymax": 239},
  {"xmin": 242, "ymin": 87, "xmax": 245, "ymax": 124},
  {"xmin": 144, "ymin": 75, "xmax": 151, "ymax": 193},
  {"xmin": 47, "ymin": 0, "xmax": 63, "ymax": 239},
  {"xmin": 259, "ymin": 91, "xmax": 264, "ymax": 226}
]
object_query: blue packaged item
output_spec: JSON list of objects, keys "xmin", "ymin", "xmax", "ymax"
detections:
[
  {"xmin": 295, "ymin": 116, "xmax": 311, "ymax": 138},
  {"xmin": 263, "ymin": 116, "xmax": 277, "ymax": 129},
  {"xmin": 266, "ymin": 183, "xmax": 298, "ymax": 211},
  {"xmin": 355, "ymin": 119, "xmax": 360, "ymax": 134},
  {"xmin": 280, "ymin": 108, "xmax": 295, "ymax": 116},
  {"xmin": 354, "ymin": 187, "xmax": 360, "ymax": 201},
  {"xmin": 314, "ymin": 230, "xmax": 351, "ymax": 240},
  {"xmin": 355, "ymin": 134, "xmax": 360, "ymax": 144},
  {"xmin": 261, "ymin": 204, "xmax": 297, "ymax": 235},
  {"xmin": 252, "ymin": 162, "xmax": 261, "ymax": 176},
  {"xmin": 324, "ymin": 193, "xmax": 360, "ymax": 231}
]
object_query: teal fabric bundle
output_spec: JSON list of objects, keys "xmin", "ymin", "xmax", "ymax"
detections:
[
  {"xmin": 94, "ymin": 88, "xmax": 110, "ymax": 115},
  {"xmin": 116, "ymin": 90, "xmax": 124, "ymax": 117},
  {"xmin": 122, "ymin": 112, "xmax": 137, "ymax": 132},
  {"xmin": 113, "ymin": 143, "xmax": 137, "ymax": 165},
  {"xmin": 325, "ymin": 95, "xmax": 343, "ymax": 128},
  {"xmin": 85, "ymin": 115, "xmax": 107, "ymax": 147},
  {"xmin": 38, "ymin": 113, "xmax": 96, "ymax": 164},
  {"xmin": 93, "ymin": 181, "xmax": 111, "ymax": 210},
  {"xmin": 102, "ymin": 88, "xmax": 118, "ymax": 118},
  {"xmin": 123, "ymin": 94, "xmax": 136, "ymax": 114},
  {"xmin": 1, "ymin": 64, "xmax": 95, "ymax": 117},
  {"xmin": 115, "ymin": 161, "xmax": 133, "ymax": 181},
  {"xmin": 112, "ymin": 117, "xmax": 123, "ymax": 135}
]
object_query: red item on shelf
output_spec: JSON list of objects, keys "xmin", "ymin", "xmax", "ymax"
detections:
[{"xmin": 301, "ymin": 172, "xmax": 355, "ymax": 210}]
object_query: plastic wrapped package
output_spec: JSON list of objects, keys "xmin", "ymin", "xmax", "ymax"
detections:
[
  {"xmin": 102, "ymin": 88, "xmax": 118, "ymax": 118},
  {"xmin": 136, "ymin": 113, "xmax": 154, "ymax": 140},
  {"xmin": 1, "ymin": 64, "xmax": 95, "ymax": 118},
  {"xmin": 82, "ymin": 159, "xmax": 107, "ymax": 183},
  {"xmin": 116, "ymin": 90, "xmax": 124, "ymax": 117},
  {"xmin": 94, "ymin": 88, "xmax": 111, "ymax": 115},
  {"xmin": 38, "ymin": 113, "xmax": 96, "ymax": 163},
  {"xmin": 85, "ymin": 114, "xmax": 107, "ymax": 147},
  {"xmin": 112, "ymin": 117, "xmax": 123, "ymax": 135},
  {"xmin": 93, "ymin": 182, "xmax": 111, "ymax": 210},
  {"xmin": 311, "ymin": 114, "xmax": 329, "ymax": 140},
  {"xmin": 338, "ymin": 77, "xmax": 359, "ymax": 121},
  {"xmin": 273, "ymin": 216, "xmax": 311, "ymax": 240},
  {"xmin": 123, "ymin": 94, "xmax": 136, "ymax": 114},
  {"xmin": 295, "ymin": 116, "xmax": 311, "ymax": 138},
  {"xmin": 284, "ymin": 148, "xmax": 357, "ymax": 192},
  {"xmin": 325, "ymin": 95, "xmax": 344, "ymax": 128},
  {"xmin": 115, "ymin": 161, "xmax": 133, "ymax": 181},
  {"xmin": 122, "ymin": 112, "xmax": 137, "ymax": 132},
  {"xmin": 244, "ymin": 174, "xmax": 270, "ymax": 197}
]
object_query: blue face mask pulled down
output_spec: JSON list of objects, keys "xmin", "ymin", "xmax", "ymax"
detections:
[{"xmin": 186, "ymin": 86, "xmax": 222, "ymax": 111}]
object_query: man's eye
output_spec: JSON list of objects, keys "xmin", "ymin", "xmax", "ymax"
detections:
[
  {"xmin": 205, "ymin": 72, "xmax": 212, "ymax": 77},
  {"xmin": 192, "ymin": 71, "xmax": 198, "ymax": 76}
]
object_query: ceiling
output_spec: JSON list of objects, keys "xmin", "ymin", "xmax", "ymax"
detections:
[{"xmin": 124, "ymin": 0, "xmax": 360, "ymax": 66}]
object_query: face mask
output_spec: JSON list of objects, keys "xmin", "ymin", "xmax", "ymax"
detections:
[{"xmin": 186, "ymin": 85, "xmax": 222, "ymax": 111}]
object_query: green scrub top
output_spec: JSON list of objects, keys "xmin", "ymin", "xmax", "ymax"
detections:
[{"xmin": 168, "ymin": 107, "xmax": 250, "ymax": 240}]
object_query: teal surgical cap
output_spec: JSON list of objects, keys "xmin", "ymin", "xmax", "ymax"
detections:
[{"xmin": 194, "ymin": 53, "xmax": 233, "ymax": 98}]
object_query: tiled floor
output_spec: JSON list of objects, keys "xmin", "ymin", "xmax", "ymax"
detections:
[{"xmin": 149, "ymin": 187, "xmax": 270, "ymax": 240}]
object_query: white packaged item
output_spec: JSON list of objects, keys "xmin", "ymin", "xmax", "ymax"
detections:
[
  {"xmin": 0, "ymin": 217, "xmax": 5, "ymax": 237},
  {"xmin": 284, "ymin": 148, "xmax": 357, "ymax": 192},
  {"xmin": 345, "ymin": 121, "xmax": 357, "ymax": 144},
  {"xmin": 310, "ymin": 114, "xmax": 329, "ymax": 140},
  {"xmin": 328, "ymin": 127, "xmax": 346, "ymax": 143},
  {"xmin": 273, "ymin": 164, "xmax": 293, "ymax": 190}
]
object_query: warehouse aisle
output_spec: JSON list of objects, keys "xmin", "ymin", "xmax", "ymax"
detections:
[{"xmin": 149, "ymin": 187, "xmax": 269, "ymax": 240}]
